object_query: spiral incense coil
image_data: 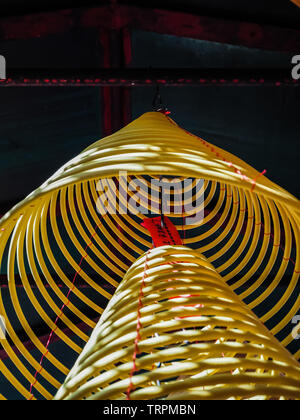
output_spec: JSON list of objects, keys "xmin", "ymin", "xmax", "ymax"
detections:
[
  {"xmin": 291, "ymin": 0, "xmax": 300, "ymax": 7},
  {"xmin": 0, "ymin": 111, "xmax": 299, "ymax": 400},
  {"xmin": 54, "ymin": 245, "xmax": 300, "ymax": 400}
]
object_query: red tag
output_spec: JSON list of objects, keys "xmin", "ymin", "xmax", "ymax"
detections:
[{"xmin": 141, "ymin": 216, "xmax": 183, "ymax": 247}]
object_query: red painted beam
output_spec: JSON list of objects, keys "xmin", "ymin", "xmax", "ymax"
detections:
[
  {"xmin": 99, "ymin": 29, "xmax": 113, "ymax": 138},
  {"xmin": 0, "ymin": 69, "xmax": 298, "ymax": 87},
  {"xmin": 0, "ymin": 5, "xmax": 299, "ymax": 52},
  {"xmin": 121, "ymin": 27, "xmax": 133, "ymax": 128}
]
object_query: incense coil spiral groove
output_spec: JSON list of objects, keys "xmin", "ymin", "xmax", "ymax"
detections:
[
  {"xmin": 0, "ymin": 112, "xmax": 299, "ymax": 399},
  {"xmin": 54, "ymin": 246, "xmax": 300, "ymax": 400}
]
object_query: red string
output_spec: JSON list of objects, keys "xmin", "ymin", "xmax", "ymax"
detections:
[
  {"xmin": 254, "ymin": 219, "xmax": 298, "ymax": 268},
  {"xmin": 237, "ymin": 209, "xmax": 298, "ymax": 270},
  {"xmin": 126, "ymin": 250, "xmax": 150, "ymax": 400},
  {"xmin": 217, "ymin": 183, "xmax": 298, "ymax": 271},
  {"xmin": 168, "ymin": 117, "xmax": 267, "ymax": 192},
  {"xmin": 159, "ymin": 109, "xmax": 171, "ymax": 116},
  {"xmin": 251, "ymin": 170, "xmax": 267, "ymax": 192},
  {"xmin": 199, "ymin": 136, "xmax": 267, "ymax": 192},
  {"xmin": 28, "ymin": 221, "xmax": 102, "ymax": 400}
]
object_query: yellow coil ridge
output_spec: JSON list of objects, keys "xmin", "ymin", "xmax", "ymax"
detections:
[
  {"xmin": 54, "ymin": 246, "xmax": 300, "ymax": 401},
  {"xmin": 0, "ymin": 112, "xmax": 299, "ymax": 399}
]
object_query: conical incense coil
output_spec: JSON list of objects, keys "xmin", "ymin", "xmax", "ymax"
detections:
[
  {"xmin": 0, "ymin": 112, "xmax": 299, "ymax": 399},
  {"xmin": 54, "ymin": 246, "xmax": 300, "ymax": 400},
  {"xmin": 291, "ymin": 0, "xmax": 300, "ymax": 7}
]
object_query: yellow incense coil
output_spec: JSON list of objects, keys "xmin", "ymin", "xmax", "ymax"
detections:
[
  {"xmin": 0, "ymin": 112, "xmax": 299, "ymax": 399},
  {"xmin": 291, "ymin": 0, "xmax": 300, "ymax": 7},
  {"xmin": 54, "ymin": 245, "xmax": 300, "ymax": 400}
]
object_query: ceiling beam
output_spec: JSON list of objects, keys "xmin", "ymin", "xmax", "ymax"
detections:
[
  {"xmin": 0, "ymin": 5, "xmax": 299, "ymax": 52},
  {"xmin": 0, "ymin": 68, "xmax": 298, "ymax": 87}
]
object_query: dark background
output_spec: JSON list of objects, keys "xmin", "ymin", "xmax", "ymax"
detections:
[{"xmin": 0, "ymin": 0, "xmax": 299, "ymax": 217}]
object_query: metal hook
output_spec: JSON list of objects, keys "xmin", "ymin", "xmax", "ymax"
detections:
[{"xmin": 152, "ymin": 85, "xmax": 163, "ymax": 111}]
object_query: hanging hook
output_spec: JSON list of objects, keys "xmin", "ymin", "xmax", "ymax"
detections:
[
  {"xmin": 152, "ymin": 85, "xmax": 163, "ymax": 111},
  {"xmin": 152, "ymin": 85, "xmax": 170, "ymax": 114}
]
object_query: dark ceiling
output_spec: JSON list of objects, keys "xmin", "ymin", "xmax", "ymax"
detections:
[
  {"xmin": 0, "ymin": 0, "xmax": 299, "ymax": 29},
  {"xmin": 0, "ymin": 0, "xmax": 299, "ymax": 213},
  {"xmin": 0, "ymin": 0, "xmax": 299, "ymax": 400}
]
